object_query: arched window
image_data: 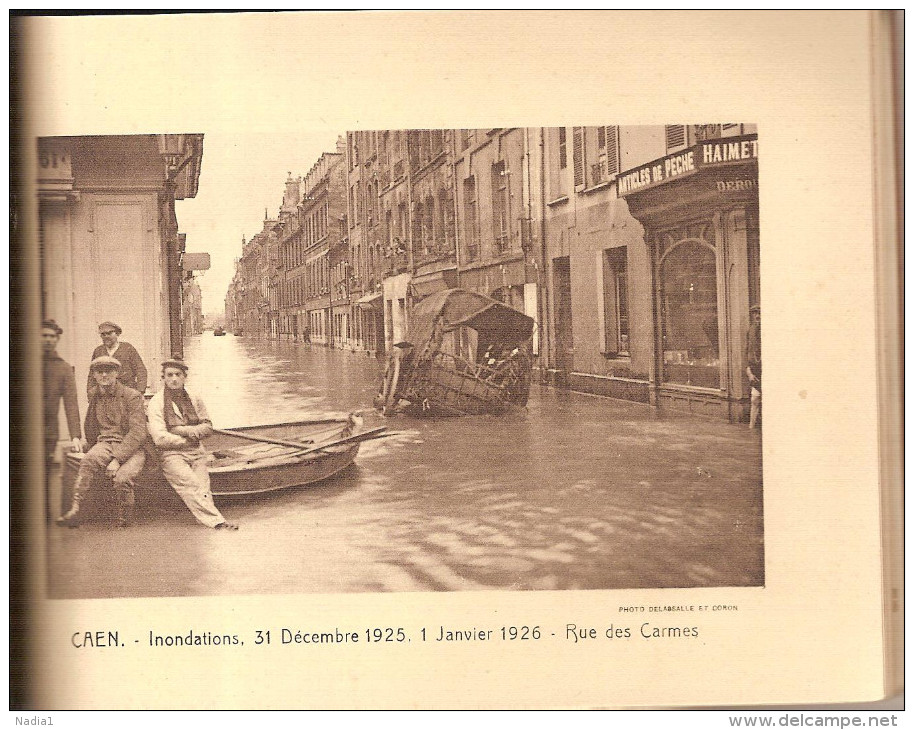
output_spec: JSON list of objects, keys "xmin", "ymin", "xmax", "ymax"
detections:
[{"xmin": 658, "ymin": 240, "xmax": 719, "ymax": 388}]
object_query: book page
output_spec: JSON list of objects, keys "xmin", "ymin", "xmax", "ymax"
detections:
[{"xmin": 12, "ymin": 10, "xmax": 896, "ymax": 710}]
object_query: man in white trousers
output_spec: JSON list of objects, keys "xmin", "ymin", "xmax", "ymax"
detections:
[{"xmin": 147, "ymin": 357, "xmax": 238, "ymax": 530}]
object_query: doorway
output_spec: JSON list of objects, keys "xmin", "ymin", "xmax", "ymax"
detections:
[{"xmin": 552, "ymin": 256, "xmax": 573, "ymax": 374}]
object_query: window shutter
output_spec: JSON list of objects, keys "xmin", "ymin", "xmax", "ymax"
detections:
[
  {"xmin": 572, "ymin": 126, "xmax": 585, "ymax": 189},
  {"xmin": 596, "ymin": 250, "xmax": 608, "ymax": 354},
  {"xmin": 665, "ymin": 125, "xmax": 687, "ymax": 151},
  {"xmin": 606, "ymin": 126, "xmax": 619, "ymax": 177}
]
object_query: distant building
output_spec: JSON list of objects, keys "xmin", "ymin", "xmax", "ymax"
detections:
[{"xmin": 225, "ymin": 124, "xmax": 761, "ymax": 422}]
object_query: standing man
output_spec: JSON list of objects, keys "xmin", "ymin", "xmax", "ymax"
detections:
[
  {"xmin": 746, "ymin": 305, "xmax": 762, "ymax": 429},
  {"xmin": 147, "ymin": 358, "xmax": 238, "ymax": 530},
  {"xmin": 58, "ymin": 356, "xmax": 147, "ymax": 528},
  {"xmin": 87, "ymin": 321, "xmax": 148, "ymax": 396},
  {"xmin": 42, "ymin": 319, "xmax": 82, "ymax": 517}
]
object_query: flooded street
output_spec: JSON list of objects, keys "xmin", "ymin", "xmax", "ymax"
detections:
[{"xmin": 47, "ymin": 333, "xmax": 764, "ymax": 598}]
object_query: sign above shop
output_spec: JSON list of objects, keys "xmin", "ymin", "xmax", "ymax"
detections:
[
  {"xmin": 182, "ymin": 252, "xmax": 211, "ymax": 271},
  {"xmin": 618, "ymin": 134, "xmax": 758, "ymax": 197}
]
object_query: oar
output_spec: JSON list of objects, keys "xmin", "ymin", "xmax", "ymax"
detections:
[
  {"xmin": 213, "ymin": 425, "xmax": 392, "ymax": 462},
  {"xmin": 278, "ymin": 427, "xmax": 393, "ymax": 460},
  {"xmin": 212, "ymin": 428, "xmax": 317, "ymax": 451}
]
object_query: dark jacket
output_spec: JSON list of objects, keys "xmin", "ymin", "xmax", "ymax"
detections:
[
  {"xmin": 84, "ymin": 382, "xmax": 147, "ymax": 464},
  {"xmin": 87, "ymin": 341, "xmax": 148, "ymax": 395},
  {"xmin": 746, "ymin": 321, "xmax": 762, "ymax": 381},
  {"xmin": 43, "ymin": 351, "xmax": 82, "ymax": 445}
]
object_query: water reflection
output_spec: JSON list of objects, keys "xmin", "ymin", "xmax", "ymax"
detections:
[{"xmin": 47, "ymin": 334, "xmax": 763, "ymax": 598}]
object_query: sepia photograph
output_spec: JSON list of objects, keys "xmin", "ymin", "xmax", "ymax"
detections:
[
  {"xmin": 38, "ymin": 126, "xmax": 763, "ymax": 600},
  {"xmin": 12, "ymin": 10, "xmax": 900, "ymax": 713}
]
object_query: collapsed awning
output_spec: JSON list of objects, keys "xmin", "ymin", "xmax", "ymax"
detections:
[
  {"xmin": 410, "ymin": 268, "xmax": 458, "ymax": 298},
  {"xmin": 355, "ymin": 291, "xmax": 383, "ymax": 310}
]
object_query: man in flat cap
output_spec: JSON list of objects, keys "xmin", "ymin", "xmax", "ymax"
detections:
[
  {"xmin": 87, "ymin": 321, "xmax": 148, "ymax": 396},
  {"xmin": 58, "ymin": 356, "xmax": 147, "ymax": 528},
  {"xmin": 147, "ymin": 357, "xmax": 238, "ymax": 530},
  {"xmin": 746, "ymin": 305, "xmax": 762, "ymax": 429},
  {"xmin": 41, "ymin": 319, "xmax": 82, "ymax": 518}
]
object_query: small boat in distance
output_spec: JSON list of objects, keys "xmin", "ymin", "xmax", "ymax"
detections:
[
  {"xmin": 213, "ymin": 326, "xmax": 226, "ymax": 336},
  {"xmin": 376, "ymin": 288, "xmax": 535, "ymax": 417},
  {"xmin": 62, "ymin": 415, "xmax": 387, "ymax": 503}
]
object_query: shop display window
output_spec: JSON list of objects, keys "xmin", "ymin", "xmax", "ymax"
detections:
[{"xmin": 659, "ymin": 240, "xmax": 720, "ymax": 388}]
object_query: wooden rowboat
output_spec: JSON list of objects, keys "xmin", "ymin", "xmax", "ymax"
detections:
[
  {"xmin": 62, "ymin": 415, "xmax": 386, "ymax": 503},
  {"xmin": 205, "ymin": 416, "xmax": 372, "ymax": 496}
]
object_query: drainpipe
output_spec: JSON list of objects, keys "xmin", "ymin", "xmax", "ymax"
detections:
[
  {"xmin": 538, "ymin": 127, "xmax": 550, "ymax": 371},
  {"xmin": 451, "ymin": 129, "xmax": 461, "ymax": 283},
  {"xmin": 404, "ymin": 133, "xmax": 414, "ymax": 342}
]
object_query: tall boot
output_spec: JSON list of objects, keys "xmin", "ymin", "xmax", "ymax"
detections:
[
  {"xmin": 56, "ymin": 492, "xmax": 83, "ymax": 528},
  {"xmin": 116, "ymin": 491, "xmax": 135, "ymax": 529},
  {"xmin": 56, "ymin": 471, "xmax": 90, "ymax": 528}
]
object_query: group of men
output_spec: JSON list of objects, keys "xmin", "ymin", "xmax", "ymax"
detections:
[{"xmin": 41, "ymin": 319, "xmax": 238, "ymax": 531}]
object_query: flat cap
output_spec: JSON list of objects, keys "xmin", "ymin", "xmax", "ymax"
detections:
[
  {"xmin": 42, "ymin": 319, "xmax": 63, "ymax": 335},
  {"xmin": 161, "ymin": 357, "xmax": 189, "ymax": 373},
  {"xmin": 97, "ymin": 321, "xmax": 122, "ymax": 335},
  {"xmin": 89, "ymin": 355, "xmax": 122, "ymax": 371}
]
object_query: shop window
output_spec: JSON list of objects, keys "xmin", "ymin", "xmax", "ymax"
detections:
[
  {"xmin": 599, "ymin": 247, "xmax": 629, "ymax": 357},
  {"xmin": 492, "ymin": 161, "xmax": 511, "ymax": 253},
  {"xmin": 659, "ymin": 241, "xmax": 720, "ymax": 388}
]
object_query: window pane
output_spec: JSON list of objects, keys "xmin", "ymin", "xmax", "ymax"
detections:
[{"xmin": 659, "ymin": 242, "xmax": 719, "ymax": 387}]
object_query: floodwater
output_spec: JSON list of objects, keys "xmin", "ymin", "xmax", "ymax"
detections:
[{"xmin": 46, "ymin": 333, "xmax": 764, "ymax": 599}]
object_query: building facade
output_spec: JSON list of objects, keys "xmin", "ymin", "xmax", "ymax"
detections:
[
  {"xmin": 227, "ymin": 124, "xmax": 760, "ymax": 421},
  {"xmin": 38, "ymin": 133, "xmax": 204, "ymax": 421},
  {"xmin": 538, "ymin": 123, "xmax": 759, "ymax": 420}
]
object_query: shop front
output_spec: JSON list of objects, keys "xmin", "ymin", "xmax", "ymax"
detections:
[{"xmin": 619, "ymin": 134, "xmax": 760, "ymax": 421}]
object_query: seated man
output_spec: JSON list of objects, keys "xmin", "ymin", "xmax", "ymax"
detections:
[
  {"xmin": 57, "ymin": 356, "xmax": 146, "ymax": 528},
  {"xmin": 146, "ymin": 358, "xmax": 238, "ymax": 531}
]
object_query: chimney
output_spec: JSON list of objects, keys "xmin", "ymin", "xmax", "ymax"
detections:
[{"xmin": 283, "ymin": 173, "xmax": 301, "ymax": 213}]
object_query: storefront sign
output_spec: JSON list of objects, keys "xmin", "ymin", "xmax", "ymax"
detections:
[
  {"xmin": 701, "ymin": 138, "xmax": 758, "ymax": 165},
  {"xmin": 715, "ymin": 179, "xmax": 758, "ymax": 192},
  {"xmin": 618, "ymin": 135, "xmax": 758, "ymax": 197}
]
